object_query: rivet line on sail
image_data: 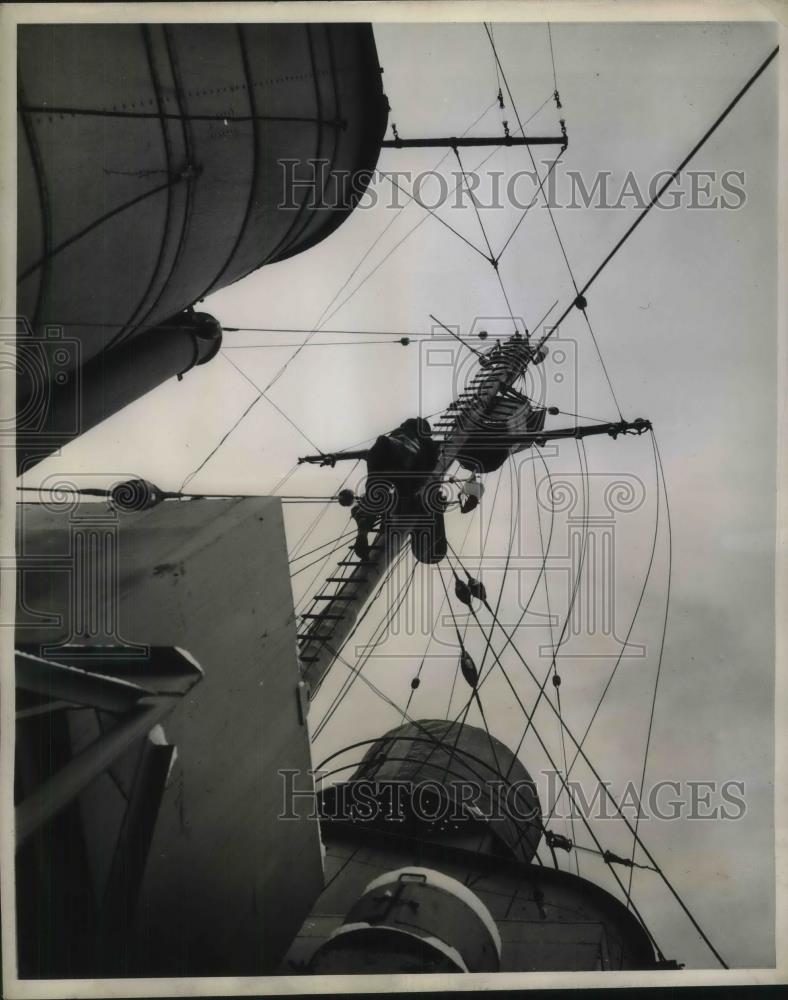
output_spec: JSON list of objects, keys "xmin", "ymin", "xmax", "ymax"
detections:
[
  {"xmin": 19, "ymin": 105, "xmax": 348, "ymax": 128},
  {"xmin": 17, "ymin": 173, "xmax": 189, "ymax": 283}
]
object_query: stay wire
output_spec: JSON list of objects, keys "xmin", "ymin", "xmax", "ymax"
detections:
[
  {"xmin": 450, "ymin": 450, "xmax": 557, "ymax": 711},
  {"xmin": 405, "ymin": 512, "xmax": 477, "ymax": 726},
  {"xmin": 322, "ymin": 95, "xmax": 551, "ymax": 330},
  {"xmin": 177, "ymin": 79, "xmax": 491, "ymax": 496},
  {"xmin": 312, "ymin": 548, "xmax": 414, "ymax": 739},
  {"xmin": 484, "ymin": 22, "xmax": 579, "ymax": 297},
  {"xmin": 294, "ymin": 513, "xmax": 356, "ymax": 616},
  {"xmin": 625, "ymin": 430, "xmax": 673, "ymax": 908},
  {"xmin": 455, "ymin": 538, "xmax": 725, "ymax": 968},
  {"xmin": 432, "ymin": 565, "xmax": 545, "ymax": 868},
  {"xmin": 318, "ymin": 97, "xmax": 498, "ymax": 327},
  {"xmin": 289, "ymin": 536, "xmax": 355, "ymax": 579},
  {"xmin": 533, "ymin": 44, "xmax": 780, "ymax": 356},
  {"xmin": 445, "ymin": 558, "xmax": 663, "ymax": 909},
  {"xmin": 289, "ymin": 527, "xmax": 357, "ymax": 565},
  {"xmin": 495, "ymin": 149, "xmax": 564, "ymax": 265},
  {"xmin": 441, "ymin": 549, "xmax": 665, "ymax": 957},
  {"xmin": 580, "ymin": 309, "xmax": 624, "ymax": 420},
  {"xmin": 543, "ymin": 432, "xmax": 661, "ymax": 827},
  {"xmin": 318, "ymin": 553, "xmax": 417, "ymax": 739},
  {"xmin": 505, "ymin": 439, "xmax": 591, "ymax": 770},
  {"xmin": 547, "ymin": 24, "xmax": 559, "ymax": 95},
  {"xmin": 485, "ymin": 23, "xmax": 624, "ymax": 419},
  {"xmin": 532, "ymin": 451, "xmax": 579, "ymax": 874},
  {"xmin": 436, "ymin": 556, "xmax": 513, "ymax": 804},
  {"xmin": 453, "ymin": 145, "xmax": 496, "ymax": 264},
  {"xmin": 288, "ymin": 462, "xmax": 360, "ymax": 560},
  {"xmin": 474, "ymin": 458, "xmax": 519, "ymax": 682},
  {"xmin": 385, "ymin": 172, "xmax": 490, "ymax": 262}
]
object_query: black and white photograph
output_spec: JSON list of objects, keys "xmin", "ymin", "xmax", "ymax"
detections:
[{"xmin": 0, "ymin": 2, "xmax": 784, "ymax": 995}]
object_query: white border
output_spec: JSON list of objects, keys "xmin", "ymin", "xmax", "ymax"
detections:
[{"xmin": 0, "ymin": 2, "xmax": 784, "ymax": 996}]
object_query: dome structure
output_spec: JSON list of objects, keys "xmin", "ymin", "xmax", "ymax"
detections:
[{"xmin": 332, "ymin": 718, "xmax": 543, "ymax": 864}]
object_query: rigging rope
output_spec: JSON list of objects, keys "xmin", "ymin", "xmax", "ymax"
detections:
[
  {"xmin": 435, "ymin": 563, "xmax": 663, "ymax": 944},
  {"xmin": 288, "ymin": 462, "xmax": 360, "ymax": 561},
  {"xmin": 289, "ymin": 538, "xmax": 353, "ymax": 579},
  {"xmin": 312, "ymin": 549, "xmax": 415, "ymax": 739},
  {"xmin": 293, "ymin": 516, "xmax": 356, "ymax": 615},
  {"xmin": 533, "ymin": 43, "xmax": 779, "ymax": 356},
  {"xmin": 484, "ymin": 23, "xmax": 624, "ymax": 418},
  {"xmin": 321, "ymin": 94, "xmax": 552, "ymax": 331},
  {"xmin": 547, "ymin": 24, "xmax": 560, "ymax": 99},
  {"xmin": 502, "ymin": 439, "xmax": 591, "ymax": 766},
  {"xmin": 542, "ymin": 431, "xmax": 661, "ymax": 828},
  {"xmin": 385, "ymin": 171, "xmax": 490, "ymax": 262},
  {"xmin": 453, "ymin": 542, "xmax": 726, "ymax": 968},
  {"xmin": 318, "ymin": 97, "xmax": 499, "ymax": 327},
  {"xmin": 171, "ymin": 96, "xmax": 499, "ymax": 495},
  {"xmin": 495, "ymin": 149, "xmax": 564, "ymax": 264},
  {"xmin": 403, "ymin": 511, "xmax": 478, "ymax": 726},
  {"xmin": 532, "ymin": 452, "xmax": 579, "ymax": 875},
  {"xmin": 289, "ymin": 528, "xmax": 357, "ymax": 566},
  {"xmin": 626, "ymin": 429, "xmax": 673, "ymax": 908},
  {"xmin": 224, "ymin": 339, "xmax": 415, "ymax": 349},
  {"xmin": 453, "ymin": 146, "xmax": 497, "ymax": 264}
]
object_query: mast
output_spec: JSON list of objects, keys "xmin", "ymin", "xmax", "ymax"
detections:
[
  {"xmin": 296, "ymin": 337, "xmax": 537, "ymax": 700},
  {"xmin": 296, "ymin": 337, "xmax": 648, "ymax": 702}
]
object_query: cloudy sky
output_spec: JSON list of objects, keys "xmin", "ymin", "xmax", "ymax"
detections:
[{"xmin": 24, "ymin": 19, "xmax": 779, "ymax": 970}]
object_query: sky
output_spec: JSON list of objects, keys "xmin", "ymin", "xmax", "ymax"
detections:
[{"xmin": 23, "ymin": 20, "xmax": 779, "ymax": 971}]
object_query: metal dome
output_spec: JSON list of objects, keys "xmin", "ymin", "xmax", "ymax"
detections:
[{"xmin": 350, "ymin": 718, "xmax": 543, "ymax": 863}]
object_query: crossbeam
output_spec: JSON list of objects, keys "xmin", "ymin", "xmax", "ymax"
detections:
[{"xmin": 382, "ymin": 135, "xmax": 567, "ymax": 149}]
